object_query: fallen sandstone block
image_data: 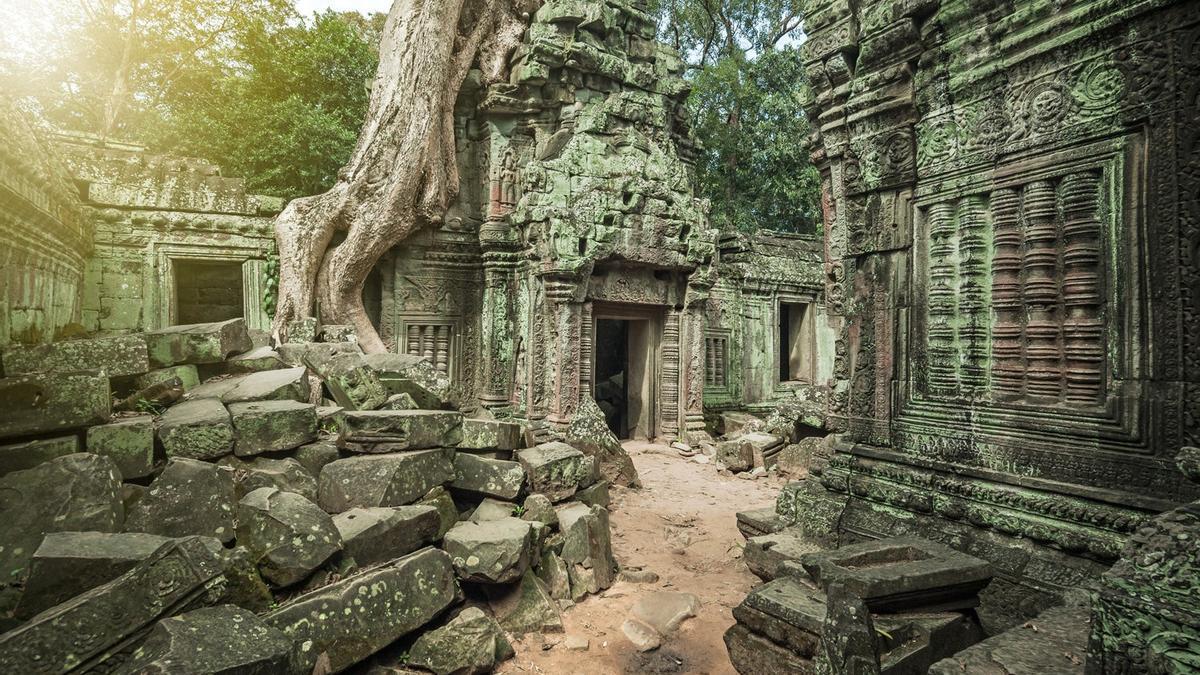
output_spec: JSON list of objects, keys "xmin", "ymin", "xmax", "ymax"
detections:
[
  {"xmin": 517, "ymin": 441, "xmax": 597, "ymax": 502},
  {"xmin": 470, "ymin": 497, "xmax": 519, "ymax": 522},
  {"xmin": 228, "ymin": 400, "xmax": 317, "ymax": 456},
  {"xmin": 237, "ymin": 487, "xmax": 343, "ymax": 588},
  {"xmin": 0, "ymin": 537, "xmax": 226, "ymax": 674},
  {"xmin": 146, "ymin": 318, "xmax": 252, "ymax": 367},
  {"xmin": 443, "ymin": 517, "xmax": 535, "ymax": 584},
  {"xmin": 1, "ymin": 333, "xmax": 149, "ymax": 377},
  {"xmin": 557, "ymin": 503, "xmax": 617, "ymax": 598},
  {"xmin": 418, "ymin": 485, "xmax": 460, "ymax": 539},
  {"xmin": 125, "ymin": 605, "xmax": 295, "ymax": 674},
  {"xmin": 125, "ymin": 457, "xmax": 237, "ymax": 543},
  {"xmin": 134, "ymin": 364, "xmax": 200, "ymax": 391},
  {"xmin": 460, "ymin": 418, "xmax": 524, "ymax": 451},
  {"xmin": 158, "ymin": 398, "xmax": 234, "ymax": 461},
  {"xmin": 0, "ymin": 371, "xmax": 111, "ymax": 440},
  {"xmin": 337, "ymin": 409, "xmax": 463, "ymax": 448},
  {"xmin": 333, "ymin": 505, "xmax": 441, "ymax": 567},
  {"xmin": 0, "ymin": 435, "xmax": 80, "ymax": 477},
  {"xmin": 317, "ymin": 448, "xmax": 456, "ymax": 513},
  {"xmin": 116, "ymin": 375, "xmax": 185, "ymax": 413},
  {"xmin": 453, "ymin": 452, "xmax": 526, "ymax": 500},
  {"xmin": 485, "ymin": 570, "xmax": 564, "ymax": 635},
  {"xmin": 87, "ymin": 415, "xmax": 156, "ymax": 479},
  {"xmin": 188, "ymin": 366, "xmax": 311, "ymax": 404},
  {"xmin": 264, "ymin": 547, "xmax": 458, "ymax": 673},
  {"xmin": 406, "ymin": 607, "xmax": 515, "ymax": 675},
  {"xmin": 293, "ymin": 440, "xmax": 341, "ymax": 478},
  {"xmin": 220, "ymin": 455, "xmax": 319, "ymax": 501}
]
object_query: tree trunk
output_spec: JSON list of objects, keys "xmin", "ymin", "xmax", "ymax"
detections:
[{"xmin": 272, "ymin": 0, "xmax": 535, "ymax": 352}]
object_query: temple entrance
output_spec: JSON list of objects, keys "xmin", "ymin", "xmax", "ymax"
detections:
[
  {"xmin": 593, "ymin": 307, "xmax": 660, "ymax": 440},
  {"xmin": 173, "ymin": 259, "xmax": 244, "ymax": 325}
]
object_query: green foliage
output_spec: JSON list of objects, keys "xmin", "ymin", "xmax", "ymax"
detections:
[
  {"xmin": 149, "ymin": 11, "xmax": 382, "ymax": 199},
  {"xmin": 263, "ymin": 248, "xmax": 280, "ymax": 318},
  {"xmin": 651, "ymin": 0, "xmax": 822, "ymax": 234}
]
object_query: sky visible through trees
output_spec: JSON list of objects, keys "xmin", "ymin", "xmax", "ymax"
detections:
[{"xmin": 0, "ymin": 0, "xmax": 821, "ymax": 233}]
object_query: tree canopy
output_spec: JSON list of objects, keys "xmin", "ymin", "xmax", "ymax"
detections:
[{"xmin": 653, "ymin": 0, "xmax": 821, "ymax": 234}]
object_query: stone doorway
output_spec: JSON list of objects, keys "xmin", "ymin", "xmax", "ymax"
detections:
[
  {"xmin": 593, "ymin": 308, "xmax": 659, "ymax": 440},
  {"xmin": 173, "ymin": 259, "xmax": 244, "ymax": 325}
]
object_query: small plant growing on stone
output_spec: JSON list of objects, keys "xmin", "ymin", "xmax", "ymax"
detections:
[
  {"xmin": 135, "ymin": 398, "xmax": 165, "ymax": 416},
  {"xmin": 511, "ymin": 505, "xmax": 526, "ymax": 517}
]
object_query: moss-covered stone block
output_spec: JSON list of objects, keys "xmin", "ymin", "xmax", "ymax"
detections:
[
  {"xmin": 0, "ymin": 435, "xmax": 80, "ymax": 477},
  {"xmin": 317, "ymin": 448, "xmax": 456, "ymax": 513},
  {"xmin": 452, "ymin": 452, "xmax": 527, "ymax": 500},
  {"xmin": 460, "ymin": 418, "xmax": 524, "ymax": 451},
  {"xmin": 227, "ymin": 400, "xmax": 317, "ymax": 456},
  {"xmin": 87, "ymin": 415, "xmax": 155, "ymax": 479},
  {"xmin": 0, "ymin": 372, "xmax": 111, "ymax": 441},
  {"xmin": 1, "ymin": 334, "xmax": 149, "ymax": 378},
  {"xmin": 134, "ymin": 365, "xmax": 200, "ymax": 392},
  {"xmin": 145, "ymin": 318, "xmax": 251, "ymax": 367},
  {"xmin": 337, "ymin": 409, "xmax": 463, "ymax": 449},
  {"xmin": 158, "ymin": 398, "xmax": 234, "ymax": 461}
]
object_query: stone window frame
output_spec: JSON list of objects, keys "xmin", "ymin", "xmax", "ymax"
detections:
[
  {"xmin": 703, "ymin": 329, "xmax": 731, "ymax": 394},
  {"xmin": 775, "ymin": 292, "xmax": 820, "ymax": 391},
  {"xmin": 151, "ymin": 243, "xmax": 270, "ymax": 331},
  {"xmin": 396, "ymin": 315, "xmax": 462, "ymax": 382}
]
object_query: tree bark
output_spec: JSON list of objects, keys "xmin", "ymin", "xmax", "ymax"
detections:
[{"xmin": 272, "ymin": 0, "xmax": 535, "ymax": 352}]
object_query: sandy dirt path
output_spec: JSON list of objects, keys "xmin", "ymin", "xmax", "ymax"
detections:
[{"xmin": 498, "ymin": 441, "xmax": 785, "ymax": 675}]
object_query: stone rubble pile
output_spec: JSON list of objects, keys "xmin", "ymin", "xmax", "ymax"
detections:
[
  {"xmin": 0, "ymin": 318, "xmax": 619, "ymax": 674},
  {"xmin": 710, "ymin": 398, "xmax": 825, "ymax": 479}
]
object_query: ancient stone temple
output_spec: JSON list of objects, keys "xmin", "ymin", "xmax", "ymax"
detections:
[
  {"xmin": 368, "ymin": 2, "xmax": 831, "ymax": 442},
  {"xmin": 786, "ymin": 0, "xmax": 1200, "ymax": 630}
]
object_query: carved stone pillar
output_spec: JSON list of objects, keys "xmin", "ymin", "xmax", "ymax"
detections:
[
  {"xmin": 540, "ymin": 270, "xmax": 584, "ymax": 433},
  {"xmin": 660, "ymin": 309, "xmax": 682, "ymax": 438},
  {"xmin": 681, "ymin": 274, "xmax": 714, "ymax": 444},
  {"xmin": 478, "ymin": 219, "xmax": 519, "ymax": 412}
]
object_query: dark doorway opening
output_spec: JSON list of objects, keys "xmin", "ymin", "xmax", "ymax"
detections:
[
  {"xmin": 594, "ymin": 319, "xmax": 629, "ymax": 437},
  {"xmin": 175, "ymin": 260, "xmax": 243, "ymax": 325}
]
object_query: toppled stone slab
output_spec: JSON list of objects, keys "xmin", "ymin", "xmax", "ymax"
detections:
[
  {"xmin": 294, "ymin": 440, "xmax": 341, "ymax": 478},
  {"xmin": 311, "ymin": 352, "xmax": 387, "ymax": 411},
  {"xmin": 318, "ymin": 448, "xmax": 456, "ymax": 512},
  {"xmin": 334, "ymin": 505, "xmax": 441, "ymax": 567},
  {"xmin": 0, "ymin": 371, "xmax": 111, "ymax": 440},
  {"xmin": 264, "ymin": 547, "xmax": 458, "ymax": 673},
  {"xmin": 125, "ymin": 457, "xmax": 236, "ymax": 543},
  {"xmin": 470, "ymin": 497, "xmax": 519, "ymax": 522},
  {"xmin": 237, "ymin": 487, "xmax": 343, "ymax": 588},
  {"xmin": 575, "ymin": 479, "xmax": 611, "ymax": 508},
  {"xmin": 460, "ymin": 418, "xmax": 524, "ymax": 451},
  {"xmin": 776, "ymin": 437, "xmax": 820, "ymax": 476},
  {"xmin": 228, "ymin": 400, "xmax": 317, "ymax": 456},
  {"xmin": 717, "ymin": 432, "xmax": 783, "ymax": 472},
  {"xmin": 189, "ymin": 366, "xmax": 311, "ymax": 404},
  {"xmin": 453, "ymin": 452, "xmax": 526, "ymax": 500},
  {"xmin": 928, "ymin": 604, "xmax": 1089, "ymax": 675},
  {"xmin": 14, "ymin": 531, "xmax": 171, "ymax": 620},
  {"xmin": 566, "ymin": 396, "xmax": 640, "ymax": 487},
  {"xmin": 221, "ymin": 455, "xmax": 319, "ymax": 501},
  {"xmin": 0, "ymin": 537, "xmax": 226, "ymax": 674},
  {"xmin": 135, "ymin": 364, "xmax": 200, "ymax": 392},
  {"xmin": 736, "ymin": 507, "xmax": 786, "ymax": 539},
  {"xmin": 0, "ymin": 454, "xmax": 123, "ymax": 591},
  {"xmin": 125, "ymin": 605, "xmax": 294, "ymax": 674},
  {"xmin": 517, "ymin": 442, "xmax": 596, "ymax": 502},
  {"xmin": 443, "ymin": 517, "xmax": 535, "ymax": 584},
  {"xmin": 0, "ymin": 435, "xmax": 80, "ymax": 477},
  {"xmin": 363, "ymin": 352, "xmax": 452, "ymax": 407},
  {"xmin": 622, "ymin": 592, "xmax": 701, "ymax": 652},
  {"xmin": 379, "ymin": 392, "xmax": 419, "ymax": 410},
  {"xmin": 537, "ymin": 551, "xmax": 572, "ymax": 600},
  {"xmin": 407, "ymin": 607, "xmax": 516, "ymax": 675},
  {"xmin": 486, "ymin": 569, "xmax": 564, "ymax": 635},
  {"xmin": 158, "ymin": 398, "xmax": 234, "ymax": 460},
  {"xmin": 800, "ymin": 537, "xmax": 993, "ymax": 612},
  {"xmin": 116, "ymin": 375, "xmax": 185, "ymax": 413},
  {"xmin": 558, "ymin": 503, "xmax": 617, "ymax": 598},
  {"xmin": 418, "ymin": 486, "xmax": 460, "ymax": 539},
  {"xmin": 2, "ymin": 334, "xmax": 149, "ymax": 377},
  {"xmin": 146, "ymin": 318, "xmax": 252, "ymax": 367},
  {"xmin": 337, "ymin": 409, "xmax": 463, "ymax": 448},
  {"xmin": 87, "ymin": 415, "xmax": 156, "ymax": 479},
  {"xmin": 521, "ymin": 493, "xmax": 557, "ymax": 526},
  {"xmin": 721, "ymin": 411, "xmax": 762, "ymax": 437},
  {"xmin": 745, "ymin": 530, "xmax": 824, "ymax": 582},
  {"xmin": 223, "ymin": 346, "xmax": 287, "ymax": 374}
]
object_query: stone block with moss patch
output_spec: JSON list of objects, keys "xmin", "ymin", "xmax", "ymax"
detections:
[
  {"xmin": 0, "ymin": 435, "xmax": 81, "ymax": 477},
  {"xmin": 0, "ymin": 372, "xmax": 111, "ymax": 441},
  {"xmin": 228, "ymin": 400, "xmax": 317, "ymax": 456},
  {"xmin": 1, "ymin": 334, "xmax": 149, "ymax": 378},
  {"xmin": 158, "ymin": 398, "xmax": 234, "ymax": 461},
  {"xmin": 317, "ymin": 448, "xmax": 456, "ymax": 513},
  {"xmin": 87, "ymin": 415, "xmax": 155, "ymax": 479},
  {"xmin": 145, "ymin": 318, "xmax": 251, "ymax": 367}
]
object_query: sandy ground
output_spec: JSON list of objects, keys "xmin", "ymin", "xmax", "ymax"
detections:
[{"xmin": 497, "ymin": 441, "xmax": 785, "ymax": 675}]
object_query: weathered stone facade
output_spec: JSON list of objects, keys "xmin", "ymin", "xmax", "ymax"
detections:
[
  {"xmin": 0, "ymin": 99, "xmax": 89, "ymax": 346},
  {"xmin": 370, "ymin": 1, "xmax": 830, "ymax": 442},
  {"xmin": 792, "ymin": 0, "xmax": 1200, "ymax": 630},
  {"xmin": 57, "ymin": 133, "xmax": 282, "ymax": 335}
]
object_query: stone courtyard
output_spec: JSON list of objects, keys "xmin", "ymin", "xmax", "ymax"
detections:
[{"xmin": 1, "ymin": 0, "xmax": 1199, "ymax": 673}]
